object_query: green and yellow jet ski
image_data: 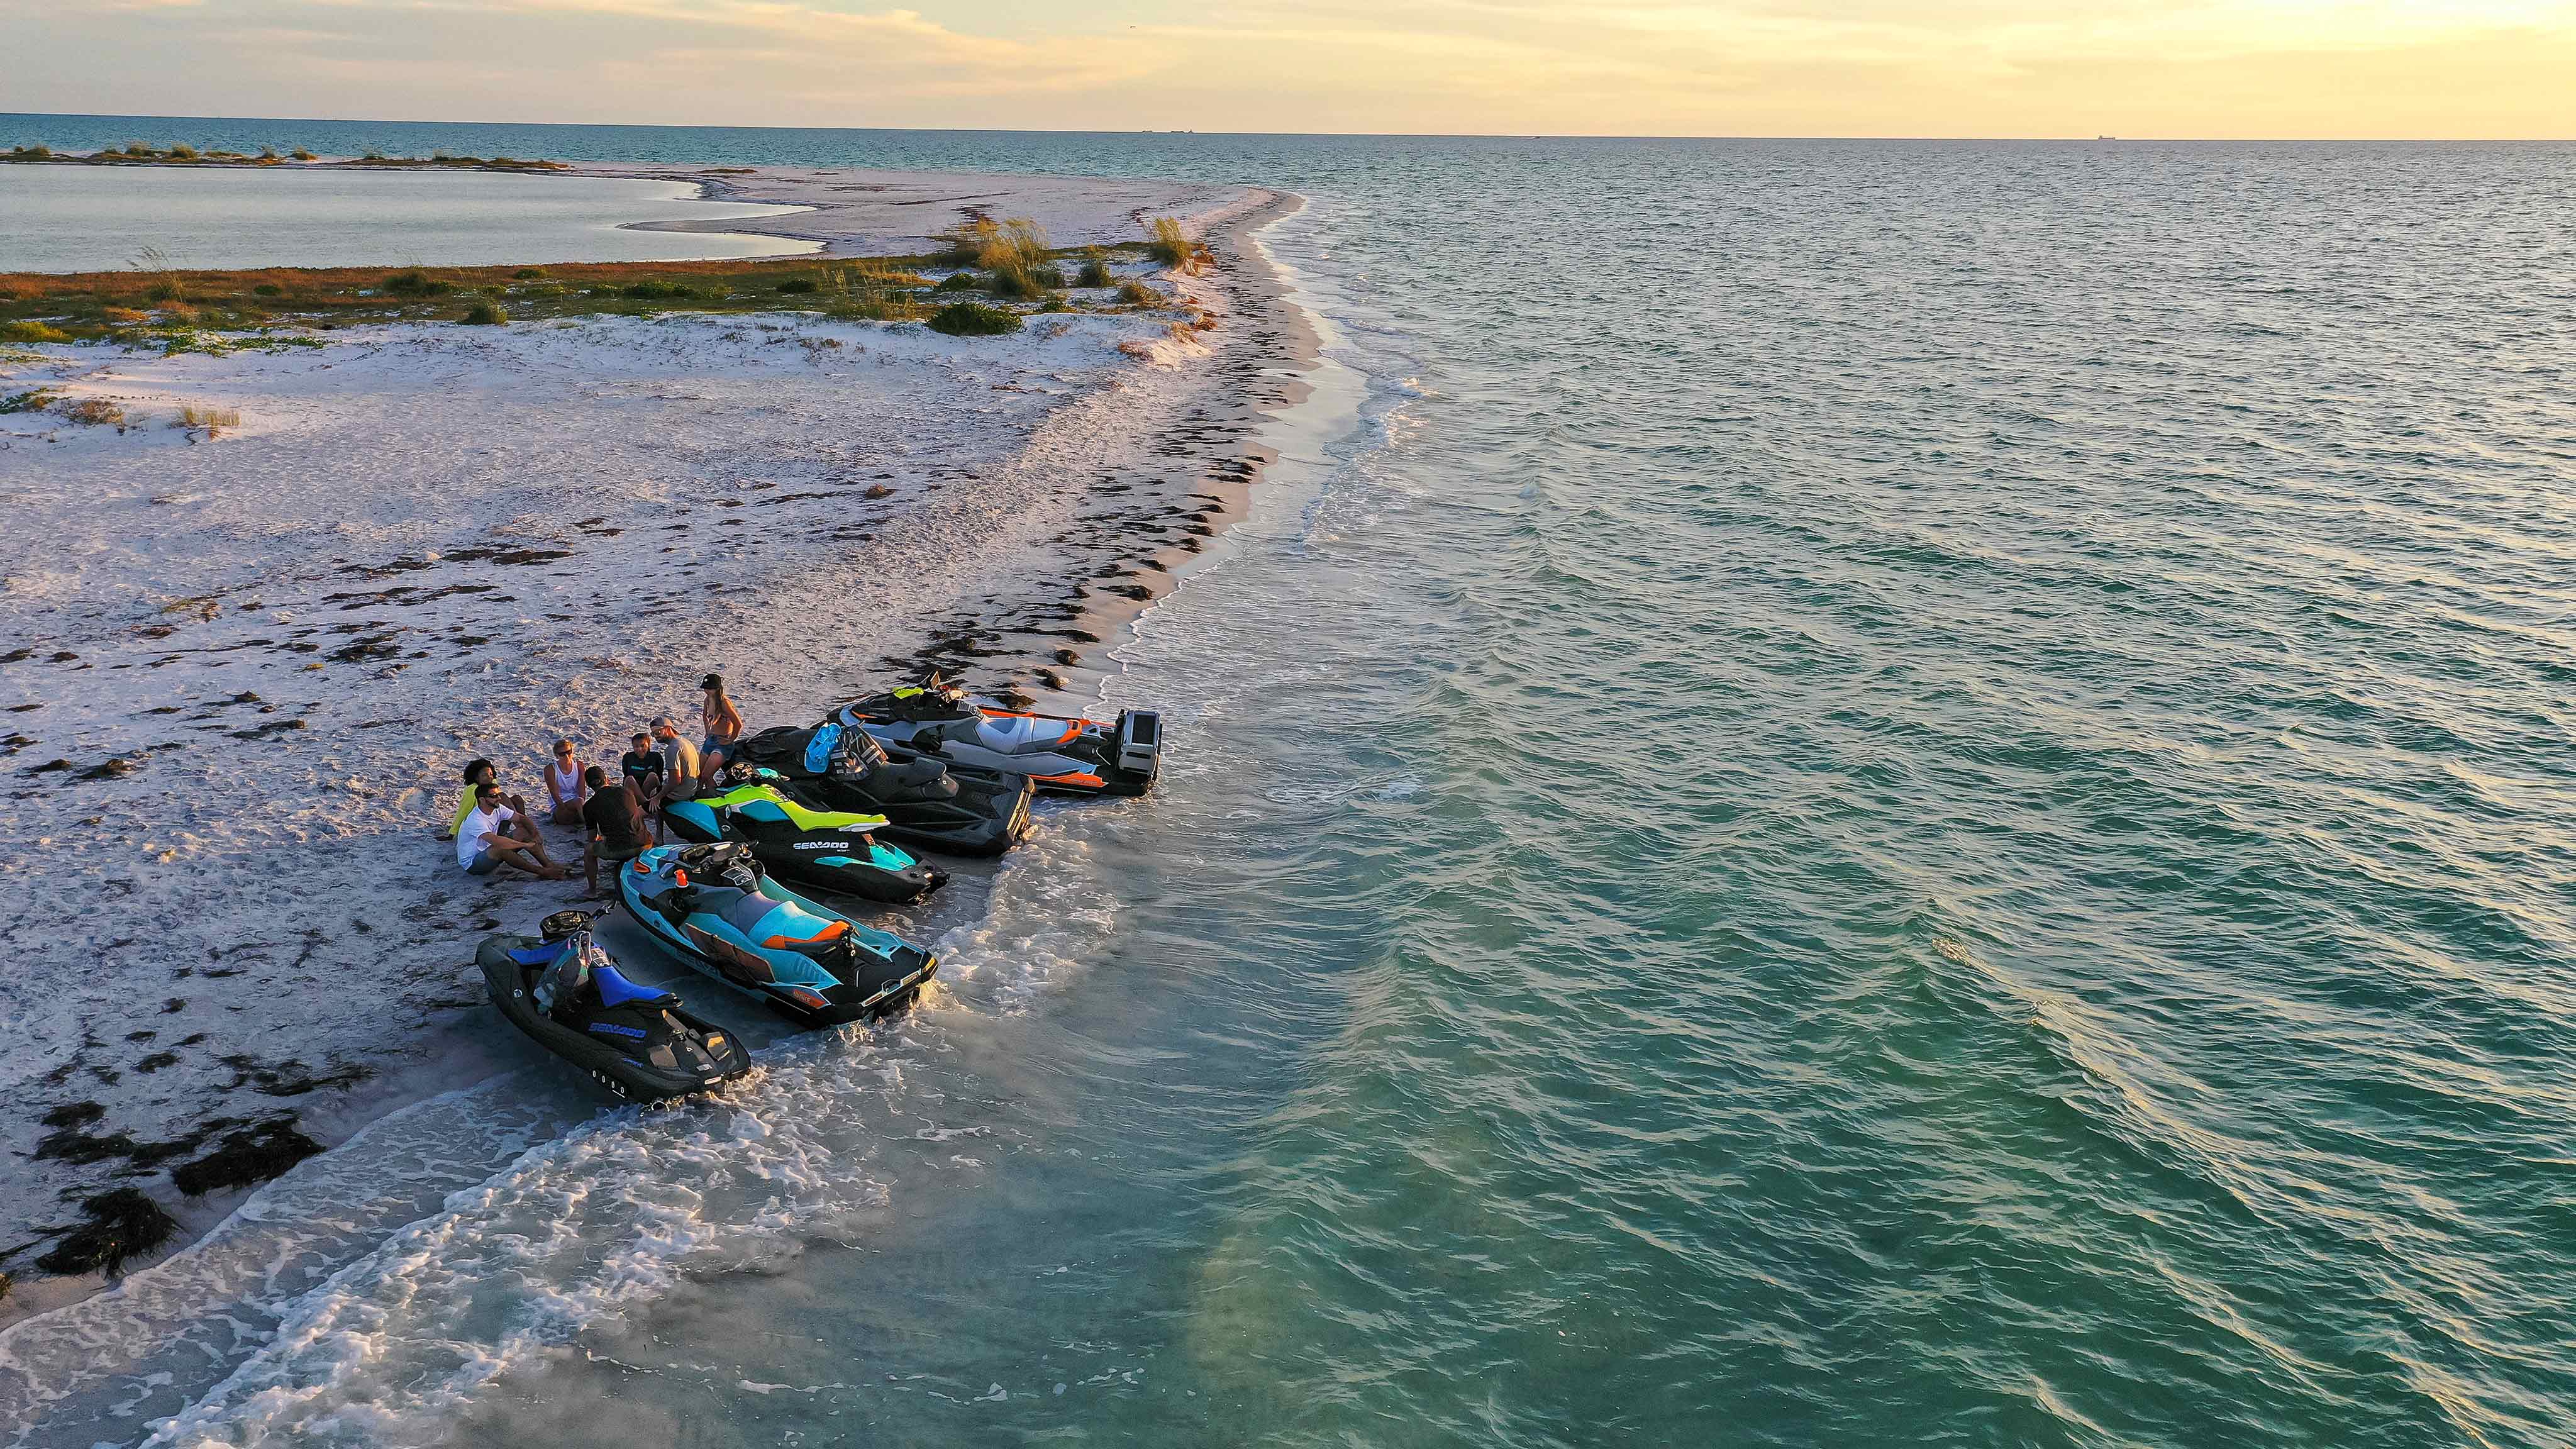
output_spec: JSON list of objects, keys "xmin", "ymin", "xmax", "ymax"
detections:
[{"xmin": 662, "ymin": 782, "xmax": 945, "ymax": 904}]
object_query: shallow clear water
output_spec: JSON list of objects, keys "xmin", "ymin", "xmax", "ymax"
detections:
[
  {"xmin": 0, "ymin": 164, "xmax": 812, "ymax": 272},
  {"xmin": 6, "ymin": 124, "xmax": 2576, "ymax": 1447}
]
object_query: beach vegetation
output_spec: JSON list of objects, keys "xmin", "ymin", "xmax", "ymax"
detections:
[
  {"xmin": 291, "ymin": 148, "xmax": 316, "ymax": 161},
  {"xmin": 935, "ymin": 272, "xmax": 979, "ymax": 292},
  {"xmin": 1144, "ymin": 216, "xmax": 1201, "ymax": 270},
  {"xmin": 252, "ymin": 283, "xmax": 283, "ymax": 296},
  {"xmin": 1076, "ymin": 253, "xmax": 1114, "ymax": 288},
  {"xmin": 0, "ymin": 319, "xmax": 72, "ymax": 343},
  {"xmin": 54, "ymin": 397, "xmax": 128, "ymax": 428},
  {"xmin": 175, "ymin": 404, "xmax": 241, "ymax": 435},
  {"xmin": 381, "ymin": 270, "xmax": 448, "ymax": 296},
  {"xmin": 123, "ymin": 142, "xmax": 154, "ymax": 157},
  {"xmin": 36, "ymin": 1187, "xmax": 175, "ymax": 1275},
  {"xmin": 776, "ymin": 277, "xmax": 817, "ymax": 294},
  {"xmin": 0, "ymin": 389, "xmax": 57, "ymax": 413},
  {"xmin": 511, "ymin": 267, "xmax": 544, "ymax": 279},
  {"xmin": 257, "ymin": 147, "xmax": 279, "ymax": 165},
  {"xmin": 622, "ymin": 280, "xmax": 695, "ymax": 299},
  {"xmin": 460, "ymin": 300, "xmax": 507, "ymax": 325},
  {"xmin": 927, "ymin": 301, "xmax": 1022, "ymax": 336},
  {"xmin": 7, "ymin": 145, "xmax": 50, "ymax": 163},
  {"xmin": 1116, "ymin": 279, "xmax": 1165, "ymax": 306},
  {"xmin": 167, "ymin": 143, "xmax": 198, "ymax": 161}
]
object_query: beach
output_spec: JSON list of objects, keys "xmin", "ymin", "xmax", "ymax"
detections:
[{"xmin": 0, "ymin": 162, "xmax": 1311, "ymax": 1328}]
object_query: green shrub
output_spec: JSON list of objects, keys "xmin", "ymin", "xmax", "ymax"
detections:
[
  {"xmin": 1076, "ymin": 257, "xmax": 1113, "ymax": 288},
  {"xmin": 926, "ymin": 301, "xmax": 1022, "ymax": 337},
  {"xmin": 7, "ymin": 145, "xmax": 50, "ymax": 163},
  {"xmin": 0, "ymin": 389, "xmax": 58, "ymax": 413},
  {"xmin": 621, "ymin": 280, "xmax": 692, "ymax": 299},
  {"xmin": 252, "ymin": 283, "xmax": 282, "ymax": 296},
  {"xmin": 935, "ymin": 272, "xmax": 978, "ymax": 292},
  {"xmin": 1145, "ymin": 216, "xmax": 1196, "ymax": 269},
  {"xmin": 776, "ymin": 277, "xmax": 817, "ymax": 294},
  {"xmin": 381, "ymin": 270, "xmax": 447, "ymax": 296},
  {"xmin": 168, "ymin": 143, "xmax": 198, "ymax": 160},
  {"xmin": 291, "ymin": 148, "xmax": 316, "ymax": 161},
  {"xmin": 1116, "ymin": 279, "xmax": 1165, "ymax": 306},
  {"xmin": 0, "ymin": 320, "xmax": 72, "ymax": 344},
  {"xmin": 512, "ymin": 267, "xmax": 544, "ymax": 279},
  {"xmin": 123, "ymin": 141, "xmax": 154, "ymax": 157},
  {"xmin": 460, "ymin": 300, "xmax": 507, "ymax": 325}
]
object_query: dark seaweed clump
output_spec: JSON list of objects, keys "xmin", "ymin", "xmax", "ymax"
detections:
[
  {"xmin": 36, "ymin": 1189, "xmax": 176, "ymax": 1275},
  {"xmin": 172, "ymin": 1118, "xmax": 325, "ymax": 1196}
]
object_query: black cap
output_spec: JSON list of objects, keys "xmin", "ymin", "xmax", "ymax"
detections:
[{"xmin": 701, "ymin": 673, "xmax": 723, "ymax": 691}]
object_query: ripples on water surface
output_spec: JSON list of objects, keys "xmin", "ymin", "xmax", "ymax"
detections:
[{"xmin": 8, "ymin": 132, "xmax": 2575, "ymax": 1447}]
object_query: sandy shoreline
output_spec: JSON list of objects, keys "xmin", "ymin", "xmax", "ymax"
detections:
[{"xmin": 0, "ymin": 166, "xmax": 1316, "ymax": 1333}]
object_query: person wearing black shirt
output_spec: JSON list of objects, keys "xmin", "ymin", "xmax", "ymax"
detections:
[
  {"xmin": 580, "ymin": 764, "xmax": 650, "ymax": 894},
  {"xmin": 619, "ymin": 731, "xmax": 666, "ymax": 843}
]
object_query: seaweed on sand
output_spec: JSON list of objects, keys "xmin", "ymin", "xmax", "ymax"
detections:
[{"xmin": 36, "ymin": 1189, "xmax": 177, "ymax": 1275}]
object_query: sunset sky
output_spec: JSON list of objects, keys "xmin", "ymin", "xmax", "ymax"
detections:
[{"xmin": 6, "ymin": 0, "xmax": 2573, "ymax": 137}]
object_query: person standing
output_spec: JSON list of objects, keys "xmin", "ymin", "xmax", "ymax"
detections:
[
  {"xmin": 620, "ymin": 731, "xmax": 667, "ymax": 843},
  {"xmin": 579, "ymin": 763, "xmax": 648, "ymax": 895},
  {"xmin": 698, "ymin": 674, "xmax": 745, "ymax": 793}
]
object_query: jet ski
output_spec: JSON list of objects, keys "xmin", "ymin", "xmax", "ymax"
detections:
[
  {"xmin": 617, "ymin": 841, "xmax": 937, "ymax": 1026},
  {"xmin": 835, "ymin": 674, "xmax": 1162, "ymax": 797},
  {"xmin": 729, "ymin": 721, "xmax": 1033, "ymax": 857},
  {"xmin": 662, "ymin": 782, "xmax": 945, "ymax": 904},
  {"xmin": 478, "ymin": 909, "xmax": 753, "ymax": 1103}
]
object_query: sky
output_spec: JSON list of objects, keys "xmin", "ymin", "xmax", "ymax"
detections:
[{"xmin": 4, "ymin": 0, "xmax": 2573, "ymax": 138}]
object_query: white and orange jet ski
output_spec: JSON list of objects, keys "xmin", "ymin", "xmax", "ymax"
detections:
[{"xmin": 833, "ymin": 674, "xmax": 1162, "ymax": 797}]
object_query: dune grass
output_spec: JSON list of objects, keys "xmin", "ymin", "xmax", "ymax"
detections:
[
  {"xmin": 926, "ymin": 301, "xmax": 1023, "ymax": 336},
  {"xmin": 1145, "ymin": 216, "xmax": 1206, "ymax": 272},
  {"xmin": 459, "ymin": 300, "xmax": 507, "ymax": 325},
  {"xmin": 0, "ymin": 242, "xmax": 1177, "ymax": 348},
  {"xmin": 175, "ymin": 404, "xmax": 242, "ymax": 435}
]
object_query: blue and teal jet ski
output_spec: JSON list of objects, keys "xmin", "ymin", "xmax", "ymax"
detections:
[{"xmin": 616, "ymin": 841, "xmax": 936, "ymax": 1026}]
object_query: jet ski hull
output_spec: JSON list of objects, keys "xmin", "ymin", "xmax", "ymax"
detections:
[
  {"xmin": 479, "ymin": 934, "xmax": 752, "ymax": 1103},
  {"xmin": 732, "ymin": 723, "xmax": 1033, "ymax": 857},
  {"xmin": 836, "ymin": 689, "xmax": 1161, "ymax": 797},
  {"xmin": 662, "ymin": 789, "xmax": 945, "ymax": 903},
  {"xmin": 616, "ymin": 843, "xmax": 938, "ymax": 1026}
]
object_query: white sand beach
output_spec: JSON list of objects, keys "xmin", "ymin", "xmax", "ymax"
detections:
[{"xmin": 0, "ymin": 169, "xmax": 1311, "ymax": 1326}]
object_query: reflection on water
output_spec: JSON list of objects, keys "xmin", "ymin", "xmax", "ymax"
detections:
[{"xmin": 0, "ymin": 165, "xmax": 814, "ymax": 272}]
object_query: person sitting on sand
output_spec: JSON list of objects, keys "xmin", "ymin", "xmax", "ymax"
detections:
[
  {"xmin": 457, "ymin": 782, "xmax": 566, "ymax": 879},
  {"xmin": 699, "ymin": 674, "xmax": 744, "ymax": 793},
  {"xmin": 448, "ymin": 758, "xmax": 529, "ymax": 839},
  {"xmin": 621, "ymin": 731, "xmax": 667, "ymax": 843},
  {"xmin": 542, "ymin": 739, "xmax": 587, "ymax": 826},
  {"xmin": 651, "ymin": 717, "xmax": 701, "ymax": 806},
  {"xmin": 579, "ymin": 763, "xmax": 648, "ymax": 895}
]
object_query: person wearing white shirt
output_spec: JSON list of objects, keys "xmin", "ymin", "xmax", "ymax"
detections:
[{"xmin": 455, "ymin": 783, "xmax": 567, "ymax": 879}]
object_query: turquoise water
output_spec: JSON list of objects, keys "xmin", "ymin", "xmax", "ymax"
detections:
[{"xmin": 9, "ymin": 123, "xmax": 2576, "ymax": 1446}]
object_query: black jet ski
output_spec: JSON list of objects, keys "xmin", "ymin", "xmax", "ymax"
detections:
[
  {"xmin": 618, "ymin": 841, "xmax": 938, "ymax": 1026},
  {"xmin": 835, "ymin": 672, "xmax": 1161, "ymax": 797},
  {"xmin": 729, "ymin": 721, "xmax": 1033, "ymax": 857},
  {"xmin": 478, "ymin": 909, "xmax": 752, "ymax": 1104},
  {"xmin": 662, "ymin": 781, "xmax": 945, "ymax": 904}
]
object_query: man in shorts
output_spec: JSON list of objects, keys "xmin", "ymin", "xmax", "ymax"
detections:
[
  {"xmin": 579, "ymin": 763, "xmax": 650, "ymax": 894},
  {"xmin": 621, "ymin": 731, "xmax": 666, "ymax": 843},
  {"xmin": 457, "ymin": 782, "xmax": 565, "ymax": 879},
  {"xmin": 651, "ymin": 717, "xmax": 701, "ymax": 808}
]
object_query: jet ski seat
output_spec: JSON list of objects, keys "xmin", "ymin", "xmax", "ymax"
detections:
[{"xmin": 591, "ymin": 963, "xmax": 676, "ymax": 1009}]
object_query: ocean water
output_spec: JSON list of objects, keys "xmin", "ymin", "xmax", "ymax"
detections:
[{"xmin": 6, "ymin": 125, "xmax": 2576, "ymax": 1447}]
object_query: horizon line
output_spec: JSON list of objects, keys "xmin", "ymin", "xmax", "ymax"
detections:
[{"xmin": 5, "ymin": 111, "xmax": 2573, "ymax": 146}]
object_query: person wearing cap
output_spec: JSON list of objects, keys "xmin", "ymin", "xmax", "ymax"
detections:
[
  {"xmin": 650, "ymin": 717, "xmax": 701, "ymax": 807},
  {"xmin": 699, "ymin": 673, "xmax": 745, "ymax": 793}
]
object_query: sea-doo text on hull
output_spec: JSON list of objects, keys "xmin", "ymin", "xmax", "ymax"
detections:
[{"xmin": 662, "ymin": 783, "xmax": 944, "ymax": 903}]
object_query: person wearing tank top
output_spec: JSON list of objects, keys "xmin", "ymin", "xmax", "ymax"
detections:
[{"xmin": 543, "ymin": 738, "xmax": 588, "ymax": 825}]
